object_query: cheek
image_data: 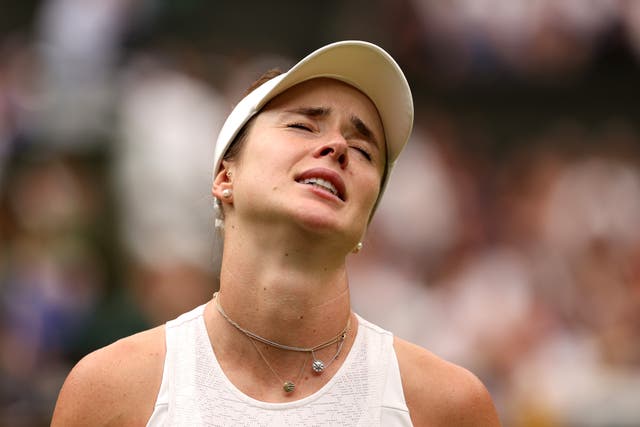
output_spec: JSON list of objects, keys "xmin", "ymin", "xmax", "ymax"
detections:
[
  {"xmin": 355, "ymin": 170, "xmax": 383, "ymax": 208},
  {"xmin": 233, "ymin": 147, "xmax": 292, "ymax": 195}
]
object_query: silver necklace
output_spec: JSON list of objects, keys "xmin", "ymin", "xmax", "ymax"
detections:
[
  {"xmin": 214, "ymin": 292, "xmax": 350, "ymax": 389},
  {"xmin": 248, "ymin": 338, "xmax": 309, "ymax": 393}
]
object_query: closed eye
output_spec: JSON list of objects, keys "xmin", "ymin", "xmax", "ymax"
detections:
[
  {"xmin": 352, "ymin": 146, "xmax": 372, "ymax": 161},
  {"xmin": 287, "ymin": 123, "xmax": 313, "ymax": 131}
]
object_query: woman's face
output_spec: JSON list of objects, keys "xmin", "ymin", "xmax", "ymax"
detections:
[{"xmin": 222, "ymin": 78, "xmax": 386, "ymax": 245}]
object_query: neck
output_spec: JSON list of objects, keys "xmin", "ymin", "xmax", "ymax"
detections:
[
  {"xmin": 214, "ymin": 224, "xmax": 354, "ymax": 348},
  {"xmin": 203, "ymin": 219, "xmax": 360, "ymax": 401}
]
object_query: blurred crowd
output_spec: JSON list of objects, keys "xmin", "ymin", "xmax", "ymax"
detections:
[{"xmin": 1, "ymin": 0, "xmax": 640, "ymax": 426}]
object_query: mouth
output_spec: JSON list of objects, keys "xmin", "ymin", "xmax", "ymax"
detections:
[
  {"xmin": 295, "ymin": 169, "xmax": 346, "ymax": 201},
  {"xmin": 299, "ymin": 177, "xmax": 340, "ymax": 197}
]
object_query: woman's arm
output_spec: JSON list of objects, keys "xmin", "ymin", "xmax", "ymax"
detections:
[
  {"xmin": 51, "ymin": 326, "xmax": 166, "ymax": 427},
  {"xmin": 394, "ymin": 337, "xmax": 502, "ymax": 427}
]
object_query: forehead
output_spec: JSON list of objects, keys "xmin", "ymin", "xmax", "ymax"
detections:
[{"xmin": 264, "ymin": 78, "xmax": 385, "ymax": 140}]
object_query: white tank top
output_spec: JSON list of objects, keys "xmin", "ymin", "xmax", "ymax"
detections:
[{"xmin": 146, "ymin": 304, "xmax": 412, "ymax": 426}]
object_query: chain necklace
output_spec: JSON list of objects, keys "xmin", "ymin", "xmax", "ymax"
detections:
[
  {"xmin": 248, "ymin": 339, "xmax": 309, "ymax": 393},
  {"xmin": 213, "ymin": 292, "xmax": 350, "ymax": 392}
]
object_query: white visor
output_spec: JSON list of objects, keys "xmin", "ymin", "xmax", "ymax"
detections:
[{"xmin": 213, "ymin": 40, "xmax": 414, "ymax": 203}]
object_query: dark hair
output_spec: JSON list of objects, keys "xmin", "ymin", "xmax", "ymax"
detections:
[{"xmin": 222, "ymin": 68, "xmax": 284, "ymax": 163}]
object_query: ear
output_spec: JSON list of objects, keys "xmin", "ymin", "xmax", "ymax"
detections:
[{"xmin": 212, "ymin": 161, "xmax": 233, "ymax": 201}]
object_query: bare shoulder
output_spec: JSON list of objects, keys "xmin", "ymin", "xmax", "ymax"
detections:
[
  {"xmin": 393, "ymin": 337, "xmax": 501, "ymax": 427},
  {"xmin": 51, "ymin": 325, "xmax": 166, "ymax": 427}
]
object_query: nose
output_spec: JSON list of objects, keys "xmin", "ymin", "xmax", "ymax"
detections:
[{"xmin": 314, "ymin": 136, "xmax": 349, "ymax": 169}]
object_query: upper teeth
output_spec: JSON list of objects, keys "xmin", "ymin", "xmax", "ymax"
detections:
[{"xmin": 301, "ymin": 177, "xmax": 338, "ymax": 196}]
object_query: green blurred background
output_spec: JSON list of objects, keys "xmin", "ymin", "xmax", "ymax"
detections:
[{"xmin": 1, "ymin": 1, "xmax": 640, "ymax": 426}]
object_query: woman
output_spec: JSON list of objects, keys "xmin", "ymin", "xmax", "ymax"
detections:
[{"xmin": 52, "ymin": 41, "xmax": 501, "ymax": 426}]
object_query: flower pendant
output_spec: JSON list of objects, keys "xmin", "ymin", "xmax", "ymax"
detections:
[{"xmin": 312, "ymin": 359, "xmax": 325, "ymax": 373}]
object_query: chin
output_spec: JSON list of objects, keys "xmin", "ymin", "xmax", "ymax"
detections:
[
  {"xmin": 294, "ymin": 212, "xmax": 362, "ymax": 245},
  {"xmin": 289, "ymin": 206, "xmax": 341, "ymax": 232},
  {"xmin": 284, "ymin": 199, "xmax": 365, "ymax": 240},
  {"xmin": 296, "ymin": 213, "xmax": 342, "ymax": 232}
]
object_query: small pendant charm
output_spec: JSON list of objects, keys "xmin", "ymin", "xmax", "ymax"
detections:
[
  {"xmin": 312, "ymin": 359, "xmax": 325, "ymax": 373},
  {"xmin": 283, "ymin": 381, "xmax": 295, "ymax": 393}
]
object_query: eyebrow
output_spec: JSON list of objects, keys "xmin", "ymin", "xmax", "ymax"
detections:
[
  {"xmin": 285, "ymin": 106, "xmax": 330, "ymax": 117},
  {"xmin": 351, "ymin": 115, "xmax": 379, "ymax": 149},
  {"xmin": 284, "ymin": 106, "xmax": 380, "ymax": 149}
]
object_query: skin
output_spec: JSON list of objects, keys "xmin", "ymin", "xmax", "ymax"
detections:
[{"xmin": 51, "ymin": 78, "xmax": 501, "ymax": 426}]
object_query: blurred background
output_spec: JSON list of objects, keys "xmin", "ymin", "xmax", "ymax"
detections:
[{"xmin": 1, "ymin": 0, "xmax": 640, "ymax": 425}]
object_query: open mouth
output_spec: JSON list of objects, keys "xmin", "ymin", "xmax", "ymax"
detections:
[{"xmin": 297, "ymin": 177, "xmax": 344, "ymax": 201}]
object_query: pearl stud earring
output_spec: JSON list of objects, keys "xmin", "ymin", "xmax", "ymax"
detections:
[
  {"xmin": 353, "ymin": 242, "xmax": 363, "ymax": 253},
  {"xmin": 222, "ymin": 189, "xmax": 233, "ymax": 199}
]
